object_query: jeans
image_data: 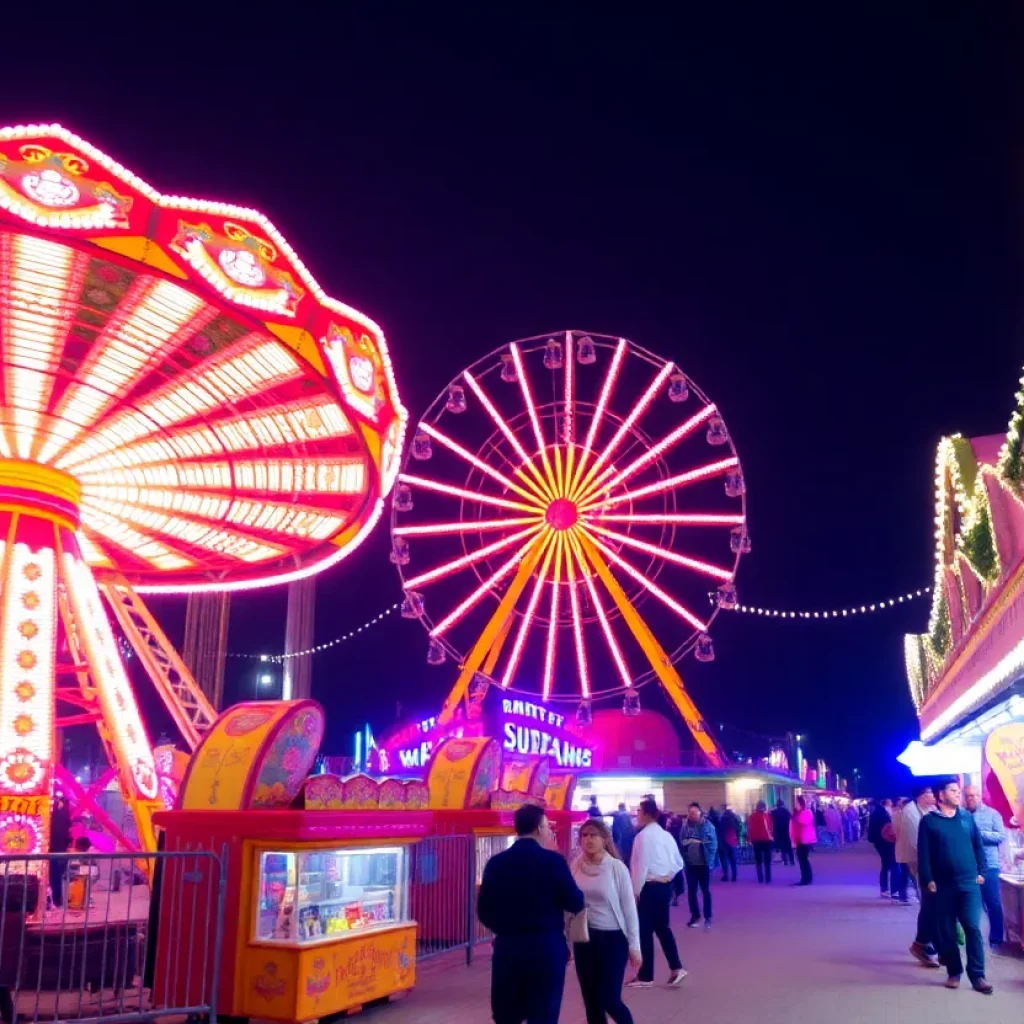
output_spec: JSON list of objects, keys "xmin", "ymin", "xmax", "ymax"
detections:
[
  {"xmin": 637, "ymin": 881, "xmax": 682, "ymax": 981},
  {"xmin": 873, "ymin": 841, "xmax": 898, "ymax": 894},
  {"xmin": 980, "ymin": 868, "xmax": 1004, "ymax": 945},
  {"xmin": 896, "ymin": 863, "xmax": 910, "ymax": 901},
  {"xmin": 671, "ymin": 870, "xmax": 685, "ymax": 902},
  {"xmin": 909, "ymin": 866, "xmax": 930, "ymax": 946},
  {"xmin": 753, "ymin": 841, "xmax": 773, "ymax": 883},
  {"xmin": 776, "ymin": 838, "xmax": 795, "ymax": 866},
  {"xmin": 492, "ymin": 933, "xmax": 568, "ymax": 1024},
  {"xmin": 574, "ymin": 929, "xmax": 634, "ymax": 1024},
  {"xmin": 931, "ymin": 885, "xmax": 985, "ymax": 981},
  {"xmin": 684, "ymin": 864, "xmax": 712, "ymax": 920},
  {"xmin": 719, "ymin": 843, "xmax": 737, "ymax": 881},
  {"xmin": 796, "ymin": 843, "xmax": 813, "ymax": 885}
]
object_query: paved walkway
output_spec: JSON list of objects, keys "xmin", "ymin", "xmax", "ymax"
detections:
[{"xmin": 366, "ymin": 842, "xmax": 1022, "ymax": 1023}]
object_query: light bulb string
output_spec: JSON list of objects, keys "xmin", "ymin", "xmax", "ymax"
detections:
[
  {"xmin": 221, "ymin": 602, "xmax": 402, "ymax": 662},
  {"xmin": 724, "ymin": 587, "xmax": 931, "ymax": 619}
]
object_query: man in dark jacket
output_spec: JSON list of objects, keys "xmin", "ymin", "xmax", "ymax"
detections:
[
  {"xmin": 478, "ymin": 803, "xmax": 585, "ymax": 1023},
  {"xmin": 771, "ymin": 801, "xmax": 794, "ymax": 866},
  {"xmin": 717, "ymin": 807, "xmax": 740, "ymax": 882},
  {"xmin": 917, "ymin": 779, "xmax": 992, "ymax": 994},
  {"xmin": 868, "ymin": 799, "xmax": 899, "ymax": 898},
  {"xmin": 611, "ymin": 803, "xmax": 634, "ymax": 866}
]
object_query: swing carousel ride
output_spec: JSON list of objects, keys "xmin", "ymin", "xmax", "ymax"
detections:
[
  {"xmin": 0, "ymin": 123, "xmax": 406, "ymax": 857},
  {"xmin": 391, "ymin": 332, "xmax": 748, "ymax": 766}
]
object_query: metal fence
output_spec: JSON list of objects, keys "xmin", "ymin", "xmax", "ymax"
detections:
[
  {"xmin": 0, "ymin": 848, "xmax": 226, "ymax": 1024},
  {"xmin": 408, "ymin": 834, "xmax": 479, "ymax": 964}
]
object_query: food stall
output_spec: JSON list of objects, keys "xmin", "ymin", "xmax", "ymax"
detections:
[{"xmin": 153, "ymin": 700, "xmax": 432, "ymax": 1021}]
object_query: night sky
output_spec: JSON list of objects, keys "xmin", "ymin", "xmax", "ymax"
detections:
[{"xmin": 8, "ymin": 8, "xmax": 1021, "ymax": 793}]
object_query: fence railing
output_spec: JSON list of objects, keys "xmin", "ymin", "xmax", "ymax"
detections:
[
  {"xmin": 0, "ymin": 848, "xmax": 226, "ymax": 1024},
  {"xmin": 408, "ymin": 834, "xmax": 481, "ymax": 964}
]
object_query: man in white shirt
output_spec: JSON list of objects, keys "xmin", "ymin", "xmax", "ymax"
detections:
[{"xmin": 627, "ymin": 798, "xmax": 687, "ymax": 988}]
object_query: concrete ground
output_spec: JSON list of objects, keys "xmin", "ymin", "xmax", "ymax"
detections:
[{"xmin": 365, "ymin": 842, "xmax": 1022, "ymax": 1024}]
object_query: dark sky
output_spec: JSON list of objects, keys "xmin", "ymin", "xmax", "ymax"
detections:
[{"xmin": 9, "ymin": 8, "xmax": 1021, "ymax": 793}]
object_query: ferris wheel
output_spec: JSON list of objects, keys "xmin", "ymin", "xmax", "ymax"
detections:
[{"xmin": 390, "ymin": 331, "xmax": 748, "ymax": 765}]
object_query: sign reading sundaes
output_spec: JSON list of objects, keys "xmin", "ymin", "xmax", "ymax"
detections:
[{"xmin": 500, "ymin": 699, "xmax": 594, "ymax": 769}]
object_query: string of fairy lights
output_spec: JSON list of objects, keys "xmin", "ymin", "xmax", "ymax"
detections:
[
  {"xmin": 213, "ymin": 584, "xmax": 932, "ymax": 663},
  {"xmin": 726, "ymin": 587, "xmax": 931, "ymax": 620}
]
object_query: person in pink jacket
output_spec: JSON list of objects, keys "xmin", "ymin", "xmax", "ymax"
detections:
[{"xmin": 790, "ymin": 796, "xmax": 817, "ymax": 886}]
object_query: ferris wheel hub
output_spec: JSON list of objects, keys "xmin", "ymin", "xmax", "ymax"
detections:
[{"xmin": 545, "ymin": 497, "xmax": 579, "ymax": 531}]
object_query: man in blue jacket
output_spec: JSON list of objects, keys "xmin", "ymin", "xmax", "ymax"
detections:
[
  {"xmin": 478, "ymin": 803, "xmax": 585, "ymax": 1023},
  {"xmin": 964, "ymin": 784, "xmax": 1006, "ymax": 950}
]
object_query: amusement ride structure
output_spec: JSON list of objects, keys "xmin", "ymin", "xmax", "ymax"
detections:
[
  {"xmin": 0, "ymin": 123, "xmax": 406, "ymax": 857},
  {"xmin": 391, "ymin": 332, "xmax": 748, "ymax": 765}
]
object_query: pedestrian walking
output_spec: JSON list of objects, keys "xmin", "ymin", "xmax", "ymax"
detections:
[
  {"xmin": 664, "ymin": 813, "xmax": 685, "ymax": 906},
  {"xmin": 627, "ymin": 798, "xmax": 687, "ymax": 989},
  {"xmin": 896, "ymin": 783, "xmax": 938, "ymax": 968},
  {"xmin": 771, "ymin": 801, "xmax": 794, "ymax": 866},
  {"xmin": 717, "ymin": 806, "xmax": 739, "ymax": 882},
  {"xmin": 478, "ymin": 804, "xmax": 585, "ymax": 1023},
  {"xmin": 611, "ymin": 803, "xmax": 635, "ymax": 868},
  {"xmin": 747, "ymin": 801, "xmax": 774, "ymax": 883},
  {"xmin": 571, "ymin": 819, "xmax": 642, "ymax": 1024},
  {"xmin": 680, "ymin": 802, "xmax": 717, "ymax": 928},
  {"xmin": 963, "ymin": 784, "xmax": 1006, "ymax": 951},
  {"xmin": 917, "ymin": 780, "xmax": 992, "ymax": 994},
  {"xmin": 791, "ymin": 796, "xmax": 816, "ymax": 886},
  {"xmin": 868, "ymin": 798, "xmax": 900, "ymax": 898}
]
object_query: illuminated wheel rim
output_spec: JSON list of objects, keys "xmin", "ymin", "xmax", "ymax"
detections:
[{"xmin": 391, "ymin": 331, "xmax": 748, "ymax": 703}]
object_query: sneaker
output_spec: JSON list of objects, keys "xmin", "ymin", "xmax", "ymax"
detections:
[
  {"xmin": 667, "ymin": 969, "xmax": 688, "ymax": 986},
  {"xmin": 944, "ymin": 976, "xmax": 960, "ymax": 990},
  {"xmin": 687, "ymin": 917, "xmax": 700, "ymax": 928},
  {"xmin": 626, "ymin": 979, "xmax": 653, "ymax": 989},
  {"xmin": 971, "ymin": 978, "xmax": 993, "ymax": 995},
  {"xmin": 880, "ymin": 891, "xmax": 890, "ymax": 899},
  {"xmin": 704, "ymin": 920, "xmax": 712, "ymax": 930},
  {"xmin": 909, "ymin": 942, "xmax": 939, "ymax": 968}
]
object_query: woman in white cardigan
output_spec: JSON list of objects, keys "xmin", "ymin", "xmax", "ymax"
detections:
[{"xmin": 571, "ymin": 818, "xmax": 642, "ymax": 1024}]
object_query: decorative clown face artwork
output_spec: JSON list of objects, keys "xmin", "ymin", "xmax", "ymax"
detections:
[{"xmin": 321, "ymin": 323, "xmax": 390, "ymax": 423}]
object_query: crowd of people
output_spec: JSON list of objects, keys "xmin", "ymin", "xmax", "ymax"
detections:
[{"xmin": 476, "ymin": 792, "xmax": 847, "ymax": 1024}]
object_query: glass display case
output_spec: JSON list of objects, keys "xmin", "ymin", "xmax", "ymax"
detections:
[{"xmin": 256, "ymin": 845, "xmax": 409, "ymax": 944}]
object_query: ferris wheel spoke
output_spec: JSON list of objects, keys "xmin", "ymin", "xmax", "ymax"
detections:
[
  {"xmin": 417, "ymin": 423, "xmax": 544, "ymax": 505},
  {"xmin": 593, "ymin": 512, "xmax": 745, "ymax": 526},
  {"xmin": 394, "ymin": 516, "xmax": 543, "ymax": 537},
  {"xmin": 462, "ymin": 370, "xmax": 555, "ymax": 502},
  {"xmin": 500, "ymin": 532, "xmax": 558, "ymax": 688},
  {"xmin": 568, "ymin": 531, "xmax": 633, "ymax": 689},
  {"xmin": 562, "ymin": 329, "xmax": 576, "ymax": 448},
  {"xmin": 569, "ymin": 362, "xmax": 674, "ymax": 502},
  {"xmin": 429, "ymin": 532, "xmax": 547, "ymax": 637},
  {"xmin": 564, "ymin": 539, "xmax": 591, "ymax": 700},
  {"xmin": 541, "ymin": 534, "xmax": 566, "ymax": 701},
  {"xmin": 402, "ymin": 524, "xmax": 545, "ymax": 589},
  {"xmin": 579, "ymin": 456, "xmax": 739, "ymax": 513},
  {"xmin": 571, "ymin": 338, "xmax": 627, "ymax": 493},
  {"xmin": 582, "ymin": 531, "xmax": 708, "ymax": 632},
  {"xmin": 509, "ymin": 343, "xmax": 558, "ymax": 498},
  {"xmin": 576, "ymin": 403, "xmax": 719, "ymax": 506},
  {"xmin": 584, "ymin": 522, "xmax": 733, "ymax": 581},
  {"xmin": 399, "ymin": 473, "xmax": 544, "ymax": 514}
]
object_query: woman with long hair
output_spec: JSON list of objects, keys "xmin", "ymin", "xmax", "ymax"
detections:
[
  {"xmin": 571, "ymin": 819, "xmax": 642, "ymax": 1024},
  {"xmin": 791, "ymin": 795, "xmax": 817, "ymax": 887}
]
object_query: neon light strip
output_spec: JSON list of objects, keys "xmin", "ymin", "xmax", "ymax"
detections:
[
  {"xmin": 542, "ymin": 535, "xmax": 564, "ymax": 700},
  {"xmin": 39, "ymin": 278, "xmax": 208, "ymax": 465},
  {"xmin": 1, "ymin": 234, "xmax": 81, "ymax": 459},
  {"xmin": 565, "ymin": 543, "xmax": 590, "ymax": 699},
  {"xmin": 462, "ymin": 370, "xmax": 554, "ymax": 501},
  {"xmin": 61, "ymin": 551, "xmax": 158, "ymax": 799},
  {"xmin": 394, "ymin": 516, "xmax": 542, "ymax": 537},
  {"xmin": 501, "ymin": 534, "xmax": 557, "ymax": 688},
  {"xmin": 403, "ymin": 524, "xmax": 543, "ymax": 588},
  {"xmin": 509, "ymin": 342, "xmax": 557, "ymax": 495},
  {"xmin": 0, "ymin": 540, "xmax": 56, "ymax": 795},
  {"xmin": 418, "ymin": 422, "xmax": 545, "ymax": 506},
  {"xmin": 586, "ymin": 524, "xmax": 734, "ymax": 581},
  {"xmin": 581, "ymin": 457, "xmax": 738, "ymax": 512},
  {"xmin": 570, "ymin": 533, "xmax": 633, "ymax": 688},
  {"xmin": 429, "ymin": 540, "xmax": 540, "ymax": 637},
  {"xmin": 563, "ymin": 330, "xmax": 575, "ymax": 447},
  {"xmin": 587, "ymin": 403, "xmax": 718, "ymax": 498},
  {"xmin": 572, "ymin": 338, "xmax": 627, "ymax": 496},
  {"xmin": 589, "ymin": 534, "xmax": 708, "ymax": 631},
  {"xmin": 571, "ymin": 362, "xmax": 674, "ymax": 501},
  {"xmin": 592, "ymin": 512, "xmax": 745, "ymax": 526},
  {"xmin": 398, "ymin": 473, "xmax": 541, "ymax": 514}
]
